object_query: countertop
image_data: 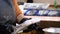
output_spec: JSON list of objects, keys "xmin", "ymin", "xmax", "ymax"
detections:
[{"xmin": 24, "ymin": 16, "xmax": 60, "ymax": 22}]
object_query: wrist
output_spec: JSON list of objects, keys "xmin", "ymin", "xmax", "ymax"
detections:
[{"xmin": 17, "ymin": 14, "xmax": 24, "ymax": 22}]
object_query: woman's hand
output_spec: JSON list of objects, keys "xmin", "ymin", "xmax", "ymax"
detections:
[
  {"xmin": 12, "ymin": 0, "xmax": 24, "ymax": 22},
  {"xmin": 17, "ymin": 14, "xmax": 24, "ymax": 22}
]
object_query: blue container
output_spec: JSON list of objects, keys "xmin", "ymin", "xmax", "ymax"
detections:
[{"xmin": 24, "ymin": 9, "xmax": 60, "ymax": 16}]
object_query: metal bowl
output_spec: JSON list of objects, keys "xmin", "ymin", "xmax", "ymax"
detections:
[{"xmin": 43, "ymin": 27, "xmax": 60, "ymax": 34}]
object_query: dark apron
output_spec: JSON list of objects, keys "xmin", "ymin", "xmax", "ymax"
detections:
[
  {"xmin": 0, "ymin": 0, "xmax": 16, "ymax": 34},
  {"xmin": 0, "ymin": 0, "xmax": 16, "ymax": 25}
]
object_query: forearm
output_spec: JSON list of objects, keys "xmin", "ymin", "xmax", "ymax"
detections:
[
  {"xmin": 12, "ymin": 0, "xmax": 23, "ymax": 16},
  {"xmin": 12, "ymin": 0, "xmax": 24, "ymax": 22}
]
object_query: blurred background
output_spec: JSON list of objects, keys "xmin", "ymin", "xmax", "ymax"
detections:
[
  {"xmin": 17, "ymin": 0, "xmax": 60, "ymax": 5},
  {"xmin": 16, "ymin": 0, "xmax": 60, "ymax": 34}
]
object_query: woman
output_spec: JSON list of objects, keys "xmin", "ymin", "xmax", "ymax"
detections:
[
  {"xmin": 0, "ymin": 0, "xmax": 24, "ymax": 34},
  {"xmin": 0, "ymin": 0, "xmax": 41, "ymax": 34}
]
